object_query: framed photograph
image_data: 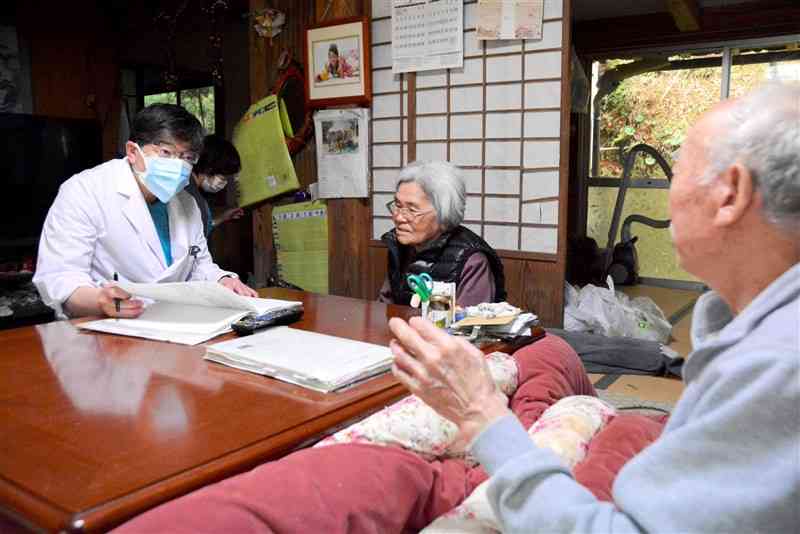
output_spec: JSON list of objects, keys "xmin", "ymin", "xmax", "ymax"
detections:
[{"xmin": 304, "ymin": 17, "xmax": 371, "ymax": 109}]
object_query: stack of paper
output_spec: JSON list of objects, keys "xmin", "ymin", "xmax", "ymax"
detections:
[
  {"xmin": 205, "ymin": 326, "xmax": 393, "ymax": 393},
  {"xmin": 77, "ymin": 281, "xmax": 302, "ymax": 345},
  {"xmin": 449, "ymin": 301, "xmax": 539, "ymax": 341},
  {"xmin": 481, "ymin": 312, "xmax": 539, "ymax": 337}
]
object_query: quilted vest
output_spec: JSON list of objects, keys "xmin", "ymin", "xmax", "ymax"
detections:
[{"xmin": 381, "ymin": 225, "xmax": 507, "ymax": 305}]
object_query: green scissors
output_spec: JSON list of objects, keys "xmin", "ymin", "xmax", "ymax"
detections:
[{"xmin": 407, "ymin": 273, "xmax": 433, "ymax": 303}]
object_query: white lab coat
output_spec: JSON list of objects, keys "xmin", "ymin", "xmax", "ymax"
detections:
[{"xmin": 34, "ymin": 158, "xmax": 235, "ymax": 318}]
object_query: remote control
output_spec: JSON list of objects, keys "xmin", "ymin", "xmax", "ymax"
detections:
[{"xmin": 231, "ymin": 306, "xmax": 304, "ymax": 336}]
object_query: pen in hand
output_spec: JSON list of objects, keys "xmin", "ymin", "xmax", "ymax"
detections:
[{"xmin": 113, "ymin": 272, "xmax": 121, "ymax": 315}]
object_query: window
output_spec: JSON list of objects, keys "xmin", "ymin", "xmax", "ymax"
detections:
[
  {"xmin": 144, "ymin": 86, "xmax": 216, "ymax": 134},
  {"xmin": 586, "ymin": 36, "xmax": 799, "ymax": 284}
]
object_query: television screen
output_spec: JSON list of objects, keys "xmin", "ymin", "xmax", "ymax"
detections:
[{"xmin": 0, "ymin": 113, "xmax": 103, "ymax": 251}]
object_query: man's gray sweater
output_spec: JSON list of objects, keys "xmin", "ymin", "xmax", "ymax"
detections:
[{"xmin": 471, "ymin": 263, "xmax": 800, "ymax": 533}]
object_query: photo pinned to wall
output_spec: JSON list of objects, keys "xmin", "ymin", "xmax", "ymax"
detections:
[
  {"xmin": 322, "ymin": 116, "xmax": 360, "ymax": 156},
  {"xmin": 476, "ymin": 0, "xmax": 543, "ymax": 40},
  {"xmin": 305, "ymin": 17, "xmax": 371, "ymax": 108},
  {"xmin": 314, "ymin": 108, "xmax": 370, "ymax": 199},
  {"xmin": 0, "ymin": 25, "xmax": 33, "ymax": 113}
]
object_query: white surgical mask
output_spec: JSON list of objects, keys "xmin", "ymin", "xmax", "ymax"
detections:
[
  {"xmin": 200, "ymin": 174, "xmax": 228, "ymax": 193},
  {"xmin": 133, "ymin": 144, "xmax": 192, "ymax": 203}
]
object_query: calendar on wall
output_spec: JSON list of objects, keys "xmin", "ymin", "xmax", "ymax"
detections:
[{"xmin": 392, "ymin": 0, "xmax": 464, "ymax": 73}]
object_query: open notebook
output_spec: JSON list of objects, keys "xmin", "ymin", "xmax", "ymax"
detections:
[
  {"xmin": 205, "ymin": 326, "xmax": 394, "ymax": 393},
  {"xmin": 77, "ymin": 281, "xmax": 302, "ymax": 345}
]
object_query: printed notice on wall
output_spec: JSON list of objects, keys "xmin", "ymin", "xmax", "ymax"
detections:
[
  {"xmin": 314, "ymin": 108, "xmax": 370, "ymax": 199},
  {"xmin": 477, "ymin": 0, "xmax": 543, "ymax": 40},
  {"xmin": 272, "ymin": 202, "xmax": 328, "ymax": 294},
  {"xmin": 392, "ymin": 0, "xmax": 463, "ymax": 74}
]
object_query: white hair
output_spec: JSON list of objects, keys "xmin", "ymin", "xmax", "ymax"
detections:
[
  {"xmin": 396, "ymin": 161, "xmax": 466, "ymax": 231},
  {"xmin": 703, "ymin": 82, "xmax": 800, "ymax": 233}
]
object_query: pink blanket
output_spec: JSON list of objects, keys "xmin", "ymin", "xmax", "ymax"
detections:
[{"xmin": 114, "ymin": 334, "xmax": 665, "ymax": 533}]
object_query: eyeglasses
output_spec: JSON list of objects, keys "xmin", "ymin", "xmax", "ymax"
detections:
[
  {"xmin": 386, "ymin": 199, "xmax": 433, "ymax": 220},
  {"xmin": 149, "ymin": 143, "xmax": 200, "ymax": 166}
]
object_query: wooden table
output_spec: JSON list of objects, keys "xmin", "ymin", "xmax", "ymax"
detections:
[{"xmin": 0, "ymin": 289, "xmax": 417, "ymax": 533}]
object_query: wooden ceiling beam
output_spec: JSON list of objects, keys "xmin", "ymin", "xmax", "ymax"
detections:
[
  {"xmin": 574, "ymin": 2, "xmax": 800, "ymax": 58},
  {"xmin": 665, "ymin": 0, "xmax": 701, "ymax": 32}
]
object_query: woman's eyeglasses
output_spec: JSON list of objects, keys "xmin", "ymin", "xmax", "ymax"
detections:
[{"xmin": 386, "ymin": 200, "xmax": 433, "ymax": 220}]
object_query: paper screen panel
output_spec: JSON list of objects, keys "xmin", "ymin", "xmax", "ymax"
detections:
[
  {"xmin": 522, "ymin": 201, "xmax": 561, "ymax": 225},
  {"xmin": 524, "ymin": 110, "xmax": 561, "ymax": 138},
  {"xmin": 450, "ymin": 114, "xmax": 483, "ymax": 139},
  {"xmin": 370, "ymin": 0, "xmax": 565, "ymax": 255},
  {"xmin": 525, "ymin": 80, "xmax": 561, "ymax": 108},
  {"xmin": 487, "ymin": 84, "xmax": 523, "ymax": 110},
  {"xmin": 485, "ymin": 197, "xmax": 519, "ymax": 223},
  {"xmin": 486, "ymin": 112, "xmax": 522, "ymax": 139},
  {"xmin": 521, "ymin": 226, "xmax": 558, "ymax": 254},
  {"xmin": 523, "ymin": 170, "xmax": 559, "ymax": 200},
  {"xmin": 373, "ymin": 118, "xmax": 402, "ymax": 143},
  {"xmin": 485, "ymin": 169, "xmax": 521, "ymax": 195}
]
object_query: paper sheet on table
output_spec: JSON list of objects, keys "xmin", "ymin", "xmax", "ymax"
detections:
[
  {"xmin": 205, "ymin": 326, "xmax": 393, "ymax": 393},
  {"xmin": 272, "ymin": 202, "xmax": 328, "ymax": 294},
  {"xmin": 314, "ymin": 108, "xmax": 370, "ymax": 199},
  {"xmin": 233, "ymin": 95, "xmax": 299, "ymax": 207},
  {"xmin": 77, "ymin": 282, "xmax": 302, "ymax": 345},
  {"xmin": 118, "ymin": 281, "xmax": 301, "ymax": 314},
  {"xmin": 77, "ymin": 304, "xmax": 244, "ymax": 345}
]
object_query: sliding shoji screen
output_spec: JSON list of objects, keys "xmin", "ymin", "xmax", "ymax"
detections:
[
  {"xmin": 370, "ymin": 1, "xmax": 407, "ymax": 240},
  {"xmin": 370, "ymin": 0, "xmax": 566, "ymax": 257}
]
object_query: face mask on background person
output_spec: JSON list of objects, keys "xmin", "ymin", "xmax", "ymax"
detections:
[
  {"xmin": 200, "ymin": 174, "xmax": 227, "ymax": 194},
  {"xmin": 132, "ymin": 144, "xmax": 192, "ymax": 203}
]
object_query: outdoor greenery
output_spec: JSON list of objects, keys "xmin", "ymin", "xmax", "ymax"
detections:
[
  {"xmin": 587, "ymin": 60, "xmax": 777, "ymax": 282},
  {"xmin": 144, "ymin": 86, "xmax": 216, "ymax": 134}
]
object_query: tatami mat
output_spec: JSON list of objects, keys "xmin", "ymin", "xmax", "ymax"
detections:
[
  {"xmin": 581, "ymin": 284, "xmax": 706, "ymax": 407},
  {"xmin": 590, "ymin": 373, "xmax": 685, "ymax": 405}
]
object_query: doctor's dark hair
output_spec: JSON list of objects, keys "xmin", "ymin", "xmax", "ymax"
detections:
[
  {"xmin": 193, "ymin": 134, "xmax": 242, "ymax": 177},
  {"xmin": 129, "ymin": 103, "xmax": 205, "ymax": 154}
]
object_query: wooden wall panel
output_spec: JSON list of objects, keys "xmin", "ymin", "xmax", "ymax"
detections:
[
  {"xmin": 329, "ymin": 199, "xmax": 371, "ymax": 298},
  {"xmin": 574, "ymin": 2, "xmax": 800, "ymax": 57},
  {"xmin": 247, "ymin": 0, "xmax": 317, "ymax": 286},
  {"xmin": 522, "ymin": 260, "xmax": 563, "ymax": 326},
  {"xmin": 500, "ymin": 257, "xmax": 525, "ymax": 308},
  {"xmin": 368, "ymin": 245, "xmax": 389, "ymax": 300},
  {"xmin": 314, "ymin": 0, "xmax": 372, "ymax": 298},
  {"xmin": 18, "ymin": 1, "xmax": 120, "ymax": 160},
  {"xmin": 246, "ymin": 0, "xmax": 373, "ymax": 291}
]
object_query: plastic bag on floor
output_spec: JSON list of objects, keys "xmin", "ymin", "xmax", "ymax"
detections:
[{"xmin": 564, "ymin": 277, "xmax": 672, "ymax": 343}]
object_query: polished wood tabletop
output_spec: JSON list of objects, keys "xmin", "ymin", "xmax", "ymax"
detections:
[{"xmin": 0, "ymin": 289, "xmax": 417, "ymax": 533}]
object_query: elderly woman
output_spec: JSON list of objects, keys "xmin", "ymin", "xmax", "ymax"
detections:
[{"xmin": 378, "ymin": 161, "xmax": 506, "ymax": 307}]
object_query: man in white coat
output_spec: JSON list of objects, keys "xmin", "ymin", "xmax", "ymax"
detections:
[{"xmin": 34, "ymin": 103, "xmax": 257, "ymax": 319}]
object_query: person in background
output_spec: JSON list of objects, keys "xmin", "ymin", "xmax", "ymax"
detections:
[
  {"xmin": 378, "ymin": 160, "xmax": 506, "ymax": 307},
  {"xmin": 388, "ymin": 82, "xmax": 800, "ymax": 532},
  {"xmin": 34, "ymin": 103, "xmax": 257, "ymax": 320},
  {"xmin": 185, "ymin": 133, "xmax": 244, "ymax": 238}
]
